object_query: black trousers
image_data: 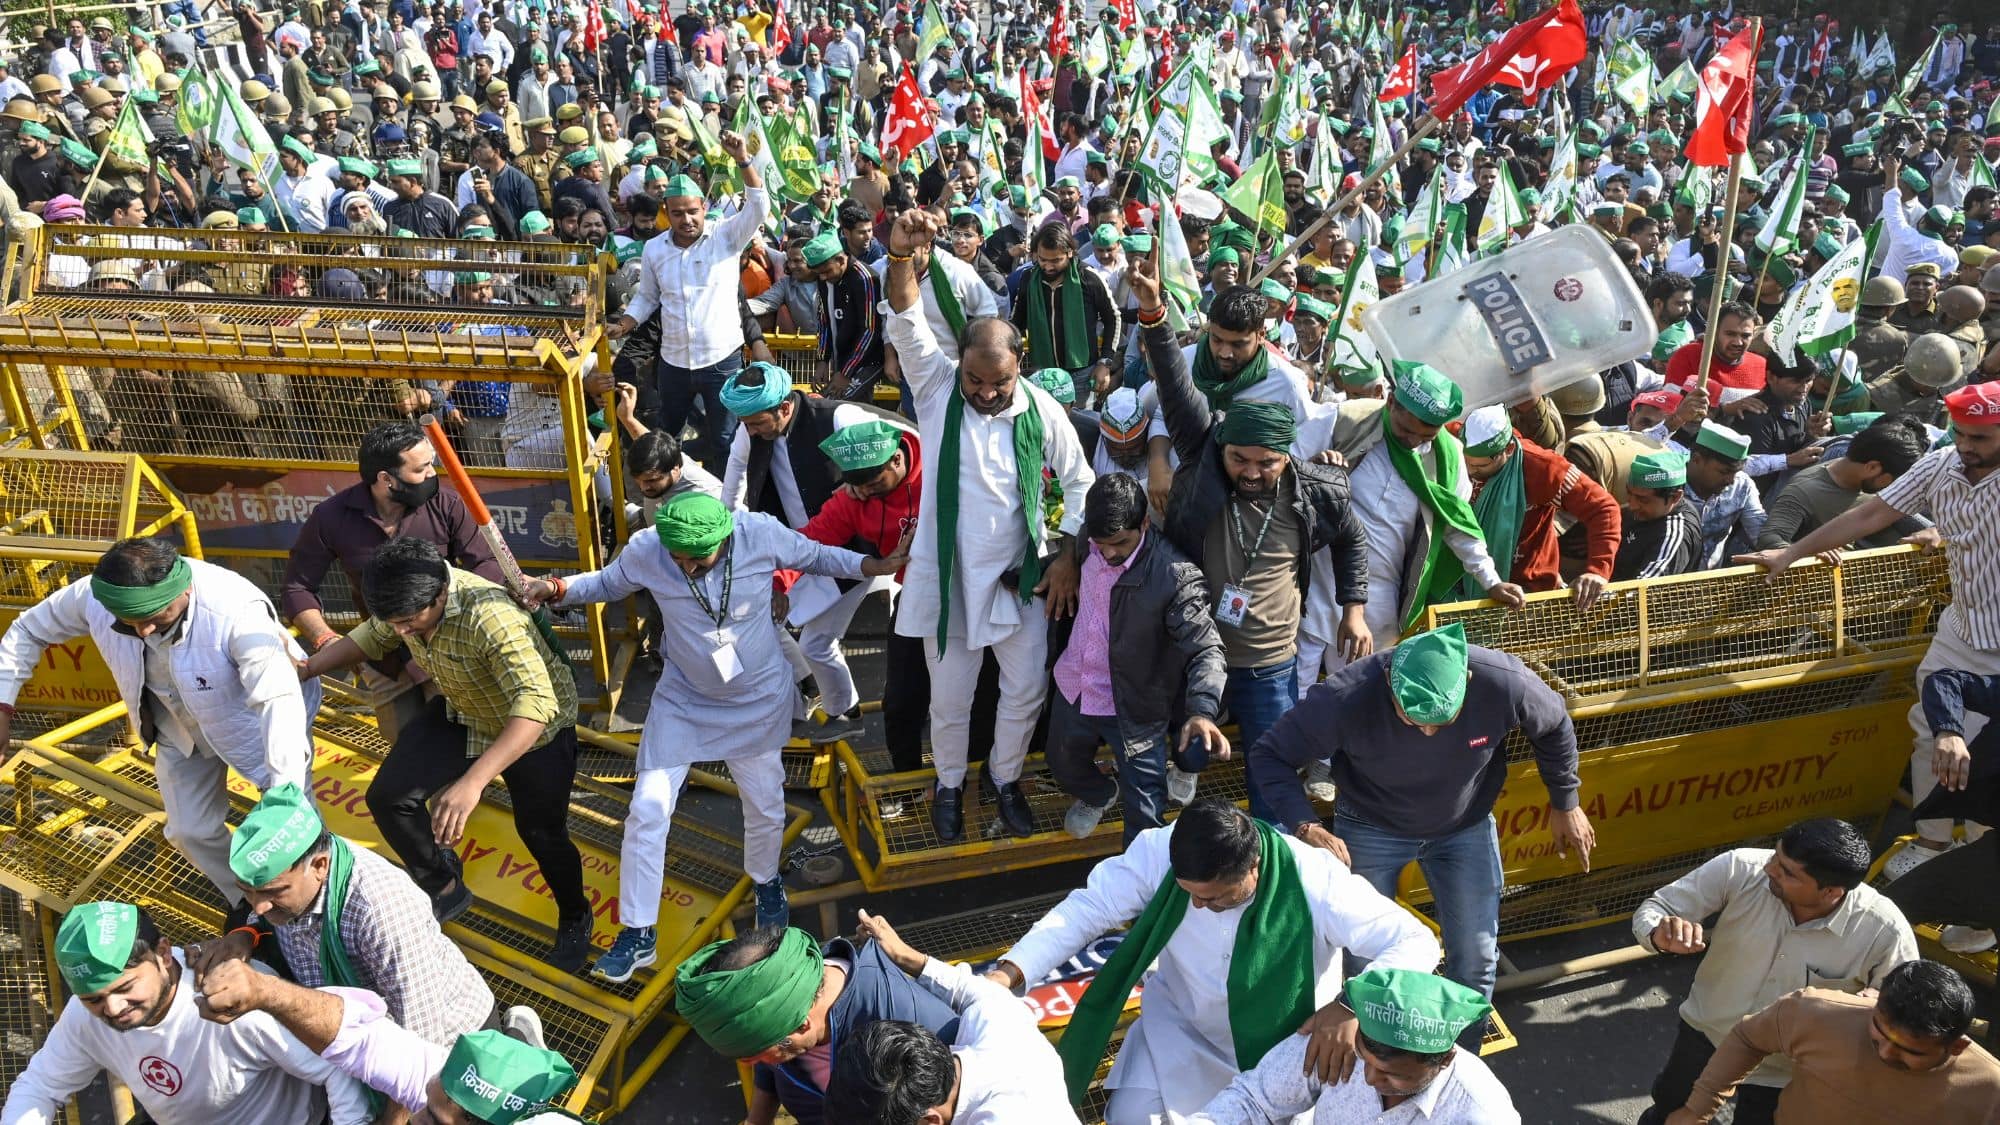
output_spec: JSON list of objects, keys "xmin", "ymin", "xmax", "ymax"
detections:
[
  {"xmin": 1884, "ymin": 831, "xmax": 2000, "ymax": 933},
  {"xmin": 365, "ymin": 696, "xmax": 590, "ymax": 921},
  {"xmin": 880, "ymin": 630, "xmax": 1001, "ymax": 775},
  {"xmin": 1637, "ymin": 1018, "xmax": 1781, "ymax": 1125}
]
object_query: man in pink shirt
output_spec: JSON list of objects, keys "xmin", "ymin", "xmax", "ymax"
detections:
[{"xmin": 1046, "ymin": 473, "xmax": 1231, "ymax": 844}]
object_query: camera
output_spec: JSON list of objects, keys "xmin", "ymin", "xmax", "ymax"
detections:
[{"xmin": 149, "ymin": 135, "xmax": 198, "ymax": 175}]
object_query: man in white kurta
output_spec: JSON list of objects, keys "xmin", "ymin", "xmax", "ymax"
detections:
[
  {"xmin": 527, "ymin": 497, "xmax": 899, "ymax": 983},
  {"xmin": 871, "ymin": 241, "xmax": 998, "ymax": 365},
  {"xmin": 987, "ymin": 819, "xmax": 1442, "ymax": 1123},
  {"xmin": 1, "ymin": 903, "xmax": 366, "ymax": 1125},
  {"xmin": 0, "ymin": 542, "xmax": 318, "ymax": 903},
  {"xmin": 881, "ymin": 209, "xmax": 1094, "ymax": 843}
]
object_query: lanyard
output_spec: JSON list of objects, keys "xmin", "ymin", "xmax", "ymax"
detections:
[
  {"xmin": 1229, "ymin": 493, "xmax": 1279, "ymax": 581},
  {"xmin": 683, "ymin": 549, "xmax": 734, "ymax": 629}
]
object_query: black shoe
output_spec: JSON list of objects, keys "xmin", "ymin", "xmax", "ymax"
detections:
[
  {"xmin": 931, "ymin": 784, "xmax": 964, "ymax": 843},
  {"xmin": 549, "ymin": 913, "xmax": 593, "ymax": 974},
  {"xmin": 432, "ymin": 877, "xmax": 474, "ymax": 924},
  {"xmin": 995, "ymin": 781, "xmax": 1036, "ymax": 837}
]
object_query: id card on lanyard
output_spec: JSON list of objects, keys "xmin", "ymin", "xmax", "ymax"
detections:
[{"xmin": 683, "ymin": 550, "xmax": 743, "ymax": 682}]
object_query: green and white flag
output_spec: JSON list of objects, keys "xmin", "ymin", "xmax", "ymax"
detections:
[
  {"xmin": 1182, "ymin": 71, "xmax": 1229, "ymax": 183},
  {"xmin": 1860, "ymin": 31, "xmax": 1895, "ymax": 77},
  {"xmin": 1899, "ymin": 34, "xmax": 1938, "ymax": 102},
  {"xmin": 208, "ymin": 74, "xmax": 276, "ymax": 178},
  {"xmin": 1272, "ymin": 64, "xmax": 1312, "ymax": 148},
  {"xmin": 1021, "ymin": 103, "xmax": 1047, "ymax": 199},
  {"xmin": 175, "ymin": 67, "xmax": 215, "ymax": 140},
  {"xmin": 1366, "ymin": 90, "xmax": 1398, "ymax": 200},
  {"xmin": 916, "ymin": 0, "xmax": 951, "ymax": 63},
  {"xmin": 1398, "ymin": 161, "xmax": 1446, "ymax": 264},
  {"xmin": 1157, "ymin": 192, "xmax": 1203, "ymax": 332},
  {"xmin": 833, "ymin": 103, "xmax": 856, "ymax": 182},
  {"xmin": 1971, "ymin": 154, "xmax": 1998, "ymax": 192},
  {"xmin": 756, "ymin": 101, "xmax": 821, "ymax": 203},
  {"xmin": 103, "ymin": 95, "xmax": 153, "ymax": 170},
  {"xmin": 1755, "ymin": 128, "xmax": 1816, "ymax": 257},
  {"xmin": 1476, "ymin": 161, "xmax": 1529, "ymax": 254},
  {"xmin": 1657, "ymin": 58, "xmax": 1697, "ymax": 103},
  {"xmin": 1082, "ymin": 27, "xmax": 1111, "ymax": 76},
  {"xmin": 1543, "ymin": 126, "xmax": 1580, "ymax": 223},
  {"xmin": 1608, "ymin": 41, "xmax": 1653, "ymax": 114},
  {"xmin": 1118, "ymin": 31, "xmax": 1147, "ymax": 78},
  {"xmin": 1136, "ymin": 101, "xmax": 1189, "ymax": 191},
  {"xmin": 971, "ymin": 118, "xmax": 1007, "ymax": 188},
  {"xmin": 1158, "ymin": 54, "xmax": 1199, "ymax": 114},
  {"xmin": 1766, "ymin": 224, "xmax": 1877, "ymax": 366},
  {"xmin": 1221, "ymin": 148, "xmax": 1287, "ymax": 237},
  {"xmin": 1674, "ymin": 161, "xmax": 1714, "ymax": 214},
  {"xmin": 1328, "ymin": 246, "xmax": 1379, "ymax": 372}
]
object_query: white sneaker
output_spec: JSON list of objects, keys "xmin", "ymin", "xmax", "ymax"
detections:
[
  {"xmin": 1941, "ymin": 926, "xmax": 1998, "ymax": 954},
  {"xmin": 502, "ymin": 1005, "xmax": 547, "ymax": 1049},
  {"xmin": 1882, "ymin": 840, "xmax": 1954, "ymax": 881},
  {"xmin": 1304, "ymin": 759, "xmax": 1337, "ymax": 804},
  {"xmin": 1166, "ymin": 766, "xmax": 1198, "ymax": 806},
  {"xmin": 1064, "ymin": 799, "xmax": 1112, "ymax": 839}
]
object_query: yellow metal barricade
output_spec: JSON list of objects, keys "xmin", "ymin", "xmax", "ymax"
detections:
[
  {"xmin": 5, "ymin": 697, "xmax": 810, "ymax": 1118},
  {"xmin": 764, "ymin": 331, "xmax": 902, "ymax": 407},
  {"xmin": 0, "ymin": 224, "xmax": 629, "ymax": 701}
]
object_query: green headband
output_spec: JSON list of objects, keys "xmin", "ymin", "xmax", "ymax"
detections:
[
  {"xmin": 820, "ymin": 420, "xmax": 903, "ymax": 472},
  {"xmin": 1215, "ymin": 400, "xmax": 1297, "ymax": 451},
  {"xmin": 441, "ymin": 1030, "xmax": 578, "ymax": 1124},
  {"xmin": 228, "ymin": 783, "xmax": 323, "ymax": 888},
  {"xmin": 675, "ymin": 927, "xmax": 825, "ymax": 1057},
  {"xmin": 1389, "ymin": 622, "xmax": 1469, "ymax": 725},
  {"xmin": 90, "ymin": 556, "xmax": 192, "ymax": 619},
  {"xmin": 655, "ymin": 492, "xmax": 734, "ymax": 557},
  {"xmin": 55, "ymin": 902, "xmax": 141, "ymax": 996}
]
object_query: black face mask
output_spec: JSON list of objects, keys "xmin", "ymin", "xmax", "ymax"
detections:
[{"xmin": 388, "ymin": 475, "xmax": 440, "ymax": 508}]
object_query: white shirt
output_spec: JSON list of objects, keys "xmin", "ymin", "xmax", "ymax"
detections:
[
  {"xmin": 1632, "ymin": 848, "xmax": 1918, "ymax": 1085},
  {"xmin": 1347, "ymin": 436, "xmax": 1503, "ymax": 610},
  {"xmin": 278, "ymin": 170, "xmax": 337, "ymax": 234},
  {"xmin": 721, "ymin": 399, "xmax": 883, "ymax": 527},
  {"xmin": 884, "ymin": 301, "xmax": 1095, "ymax": 651},
  {"xmin": 1000, "ymin": 823, "xmax": 1440, "ymax": 1113},
  {"xmin": 0, "ymin": 952, "xmax": 368, "ymax": 1125},
  {"xmin": 1192, "ymin": 1037, "xmax": 1521, "ymax": 1124},
  {"xmin": 912, "ymin": 958, "xmax": 1081, "ymax": 1125},
  {"xmin": 1052, "ymin": 141, "xmax": 1092, "ymax": 185},
  {"xmin": 625, "ymin": 186, "xmax": 769, "ymax": 368},
  {"xmin": 1877, "ymin": 186, "xmax": 1959, "ymax": 285},
  {"xmin": 869, "ymin": 249, "xmax": 998, "ymax": 363}
]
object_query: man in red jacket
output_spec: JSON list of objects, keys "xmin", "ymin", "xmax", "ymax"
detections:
[{"xmin": 1460, "ymin": 406, "xmax": 1622, "ymax": 611}]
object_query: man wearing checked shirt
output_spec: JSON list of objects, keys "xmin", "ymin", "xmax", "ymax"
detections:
[
  {"xmin": 607, "ymin": 128, "xmax": 765, "ymax": 470},
  {"xmin": 299, "ymin": 537, "xmax": 592, "ymax": 973}
]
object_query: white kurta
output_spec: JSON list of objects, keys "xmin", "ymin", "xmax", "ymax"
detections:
[
  {"xmin": 1332, "ymin": 440, "xmax": 1502, "ymax": 647},
  {"xmin": 884, "ymin": 301, "xmax": 1093, "ymax": 652},
  {"xmin": 869, "ymin": 250, "xmax": 999, "ymax": 361},
  {"xmin": 913, "ymin": 958, "xmax": 1082, "ymax": 1125},
  {"xmin": 1191, "ymin": 1038, "xmax": 1522, "ymax": 1124},
  {"xmin": 0, "ymin": 952, "xmax": 368, "ymax": 1125},
  {"xmin": 1000, "ymin": 824, "xmax": 1441, "ymax": 1115},
  {"xmin": 558, "ymin": 513, "xmax": 866, "ymax": 767}
]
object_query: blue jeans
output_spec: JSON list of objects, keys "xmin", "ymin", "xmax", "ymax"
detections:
[
  {"xmin": 656, "ymin": 351, "xmax": 743, "ymax": 471},
  {"xmin": 1336, "ymin": 811, "xmax": 1503, "ymax": 1043},
  {"xmin": 1226, "ymin": 658, "xmax": 1297, "ymax": 822},
  {"xmin": 1044, "ymin": 692, "xmax": 1169, "ymax": 845}
]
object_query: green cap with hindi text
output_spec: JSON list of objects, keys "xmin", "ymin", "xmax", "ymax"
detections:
[
  {"xmin": 55, "ymin": 902, "xmax": 141, "ymax": 996},
  {"xmin": 801, "ymin": 228, "xmax": 843, "ymax": 267},
  {"xmin": 820, "ymin": 420, "xmax": 903, "ymax": 472},
  {"xmin": 1630, "ymin": 450, "xmax": 1687, "ymax": 489},
  {"xmin": 1389, "ymin": 623, "xmax": 1469, "ymax": 725},
  {"xmin": 1391, "ymin": 360, "xmax": 1463, "ymax": 425},
  {"xmin": 1028, "ymin": 368, "xmax": 1077, "ymax": 405},
  {"xmin": 1343, "ymin": 967, "xmax": 1492, "ymax": 1054},
  {"xmin": 441, "ymin": 1030, "xmax": 577, "ymax": 1125},
  {"xmin": 229, "ymin": 783, "xmax": 324, "ymax": 888}
]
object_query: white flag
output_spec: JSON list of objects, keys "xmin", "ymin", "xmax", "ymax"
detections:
[{"xmin": 1767, "ymin": 230, "xmax": 1873, "ymax": 366}]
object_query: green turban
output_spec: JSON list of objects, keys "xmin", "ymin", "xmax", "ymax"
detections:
[
  {"xmin": 1391, "ymin": 361, "xmax": 1464, "ymax": 426},
  {"xmin": 1630, "ymin": 450, "xmax": 1688, "ymax": 489},
  {"xmin": 655, "ymin": 492, "xmax": 735, "ymax": 557},
  {"xmin": 55, "ymin": 902, "xmax": 141, "ymax": 996},
  {"xmin": 1389, "ymin": 622, "xmax": 1470, "ymax": 725},
  {"xmin": 675, "ymin": 927, "xmax": 825, "ymax": 1057},
  {"xmin": 663, "ymin": 174, "xmax": 704, "ymax": 199},
  {"xmin": 1215, "ymin": 400, "xmax": 1297, "ymax": 451},
  {"xmin": 91, "ymin": 555, "xmax": 192, "ymax": 619},
  {"xmin": 820, "ymin": 420, "xmax": 904, "ymax": 473},
  {"xmin": 720, "ymin": 361, "xmax": 793, "ymax": 417},
  {"xmin": 1028, "ymin": 368, "xmax": 1077, "ymax": 405},
  {"xmin": 441, "ymin": 1030, "xmax": 578, "ymax": 1124},
  {"xmin": 229, "ymin": 783, "xmax": 324, "ymax": 887},
  {"xmin": 801, "ymin": 228, "xmax": 844, "ymax": 268},
  {"xmin": 1344, "ymin": 968, "xmax": 1492, "ymax": 1054}
]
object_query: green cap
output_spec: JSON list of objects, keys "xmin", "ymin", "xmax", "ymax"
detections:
[
  {"xmin": 1652, "ymin": 318, "xmax": 1695, "ymax": 362},
  {"xmin": 18, "ymin": 121, "xmax": 51, "ymax": 142},
  {"xmin": 564, "ymin": 147, "xmax": 599, "ymax": 169},
  {"xmin": 1343, "ymin": 967, "xmax": 1493, "ymax": 1054},
  {"xmin": 1832, "ymin": 411, "xmax": 1887, "ymax": 435},
  {"xmin": 1925, "ymin": 204, "xmax": 1955, "ymax": 226},
  {"xmin": 1416, "ymin": 137, "xmax": 1441, "ymax": 154},
  {"xmin": 55, "ymin": 902, "xmax": 142, "ymax": 996},
  {"xmin": 59, "ymin": 138, "xmax": 97, "ymax": 168},
  {"xmin": 385, "ymin": 156, "xmax": 424, "ymax": 177},
  {"xmin": 1120, "ymin": 233, "xmax": 1153, "ymax": 254},
  {"xmin": 1811, "ymin": 232, "xmax": 1842, "ymax": 259},
  {"xmin": 1208, "ymin": 246, "xmax": 1240, "ymax": 269},
  {"xmin": 280, "ymin": 135, "xmax": 317, "ymax": 164},
  {"xmin": 1028, "ymin": 367, "xmax": 1077, "ymax": 404},
  {"xmin": 520, "ymin": 210, "xmax": 552, "ymax": 235},
  {"xmin": 1257, "ymin": 278, "xmax": 1294, "ymax": 304},
  {"xmin": 237, "ymin": 206, "xmax": 268, "ymax": 226},
  {"xmin": 629, "ymin": 134, "xmax": 657, "ymax": 158},
  {"xmin": 801, "ymin": 228, "xmax": 844, "ymax": 268},
  {"xmin": 337, "ymin": 156, "xmax": 378, "ymax": 178},
  {"xmin": 1841, "ymin": 141, "xmax": 1872, "ymax": 157},
  {"xmin": 820, "ymin": 420, "xmax": 904, "ymax": 472},
  {"xmin": 1577, "ymin": 142, "xmax": 1602, "ymax": 158},
  {"xmin": 1901, "ymin": 167, "xmax": 1930, "ymax": 194},
  {"xmin": 1693, "ymin": 421, "xmax": 1750, "ymax": 462},
  {"xmin": 1391, "ymin": 360, "xmax": 1463, "ymax": 426},
  {"xmin": 228, "ymin": 783, "xmax": 324, "ymax": 888},
  {"xmin": 1293, "ymin": 294, "xmax": 1336, "ymax": 322},
  {"xmin": 440, "ymin": 1030, "xmax": 578, "ymax": 1125},
  {"xmin": 655, "ymin": 492, "xmax": 735, "ymax": 556},
  {"xmin": 663, "ymin": 173, "xmax": 703, "ymax": 199},
  {"xmin": 1053, "ymin": 175, "xmax": 1079, "ymax": 189},
  {"xmin": 454, "ymin": 270, "xmax": 493, "ymax": 285},
  {"xmin": 1092, "ymin": 223, "xmax": 1119, "ymax": 248},
  {"xmin": 1630, "ymin": 450, "xmax": 1688, "ymax": 489},
  {"xmin": 462, "ymin": 224, "xmax": 496, "ymax": 240},
  {"xmin": 1773, "ymin": 113, "xmax": 1804, "ymax": 127},
  {"xmin": 1389, "ymin": 623, "xmax": 1470, "ymax": 725}
]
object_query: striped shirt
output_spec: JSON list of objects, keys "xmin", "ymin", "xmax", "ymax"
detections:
[
  {"xmin": 1878, "ymin": 447, "xmax": 2000, "ymax": 648},
  {"xmin": 349, "ymin": 569, "xmax": 576, "ymax": 756}
]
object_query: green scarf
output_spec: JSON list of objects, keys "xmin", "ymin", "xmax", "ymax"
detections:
[
  {"xmin": 317, "ymin": 838, "xmax": 382, "ymax": 1114},
  {"xmin": 1381, "ymin": 409, "xmax": 1487, "ymax": 631},
  {"xmin": 935, "ymin": 380, "xmax": 1046, "ymax": 654},
  {"xmin": 1459, "ymin": 437, "xmax": 1525, "ymax": 601},
  {"xmin": 1023, "ymin": 259, "xmax": 1090, "ymax": 371},
  {"xmin": 1053, "ymin": 820, "xmax": 1316, "ymax": 1106},
  {"xmin": 927, "ymin": 259, "xmax": 967, "ymax": 344},
  {"xmin": 1190, "ymin": 337, "xmax": 1271, "ymax": 412}
]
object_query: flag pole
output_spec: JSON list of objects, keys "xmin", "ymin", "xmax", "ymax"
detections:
[
  {"xmin": 1691, "ymin": 16, "xmax": 1761, "ymax": 397},
  {"xmin": 1247, "ymin": 112, "xmax": 1441, "ymax": 287}
]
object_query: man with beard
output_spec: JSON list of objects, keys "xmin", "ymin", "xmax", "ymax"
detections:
[
  {"xmin": 1632, "ymin": 819, "xmax": 1916, "ymax": 1125},
  {"xmin": 883, "ymin": 210, "xmax": 1094, "ymax": 842},
  {"xmin": 800, "ymin": 228, "xmax": 886, "ymax": 401},
  {"xmin": 1614, "ymin": 451, "xmax": 1703, "ymax": 580},
  {"xmin": 0, "ymin": 902, "xmax": 367, "ymax": 1124},
  {"xmin": 1010, "ymin": 223, "xmax": 1120, "ymax": 406},
  {"xmin": 1739, "ymin": 383, "xmax": 2000, "ymax": 882},
  {"xmin": 1756, "ymin": 416, "xmax": 1931, "ymax": 550},
  {"xmin": 1664, "ymin": 303, "xmax": 1769, "ymax": 406},
  {"xmin": 1458, "ymin": 406, "xmax": 1620, "ymax": 609}
]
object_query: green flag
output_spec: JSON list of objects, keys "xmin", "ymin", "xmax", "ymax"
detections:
[
  {"xmin": 1082, "ymin": 27, "xmax": 1111, "ymax": 76},
  {"xmin": 1136, "ymin": 101, "xmax": 1190, "ymax": 192},
  {"xmin": 1476, "ymin": 161, "xmax": 1529, "ymax": 254},
  {"xmin": 1182, "ymin": 71, "xmax": 1228, "ymax": 184},
  {"xmin": 1220, "ymin": 148, "xmax": 1286, "ymax": 237},
  {"xmin": 1609, "ymin": 41, "xmax": 1653, "ymax": 113},
  {"xmin": 1657, "ymin": 58, "xmax": 1697, "ymax": 102},
  {"xmin": 1329, "ymin": 247, "xmax": 1379, "ymax": 372},
  {"xmin": 916, "ymin": 0, "xmax": 950, "ymax": 64},
  {"xmin": 1543, "ymin": 127, "xmax": 1580, "ymax": 223},
  {"xmin": 1899, "ymin": 35, "xmax": 1939, "ymax": 102},
  {"xmin": 1674, "ymin": 161, "xmax": 1714, "ymax": 213},
  {"xmin": 103, "ymin": 94, "xmax": 153, "ymax": 169},
  {"xmin": 1157, "ymin": 193, "xmax": 1203, "ymax": 332},
  {"xmin": 175, "ymin": 67, "xmax": 215, "ymax": 139},
  {"xmin": 1755, "ymin": 127, "xmax": 1816, "ymax": 257},
  {"xmin": 755, "ymin": 101, "xmax": 819, "ymax": 202},
  {"xmin": 1366, "ymin": 89, "xmax": 1399, "ymax": 200},
  {"xmin": 1766, "ymin": 223, "xmax": 1878, "ymax": 366},
  {"xmin": 208, "ymin": 73, "xmax": 276, "ymax": 176},
  {"xmin": 1398, "ymin": 161, "xmax": 1446, "ymax": 264}
]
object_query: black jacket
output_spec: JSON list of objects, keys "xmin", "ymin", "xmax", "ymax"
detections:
[
  {"xmin": 1048, "ymin": 533, "xmax": 1228, "ymax": 736},
  {"xmin": 743, "ymin": 391, "xmax": 904, "ymax": 523},
  {"xmin": 1141, "ymin": 320, "xmax": 1370, "ymax": 608},
  {"xmin": 1009, "ymin": 261, "xmax": 1122, "ymax": 372}
]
